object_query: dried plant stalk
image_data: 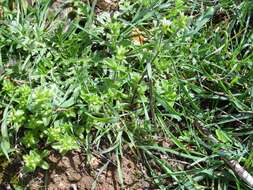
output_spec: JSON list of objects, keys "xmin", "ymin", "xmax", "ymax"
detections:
[{"xmin": 226, "ymin": 160, "xmax": 253, "ymax": 188}]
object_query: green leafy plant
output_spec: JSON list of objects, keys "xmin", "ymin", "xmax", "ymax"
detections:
[
  {"xmin": 0, "ymin": 0, "xmax": 252, "ymax": 189},
  {"xmin": 23, "ymin": 150, "xmax": 49, "ymax": 172}
]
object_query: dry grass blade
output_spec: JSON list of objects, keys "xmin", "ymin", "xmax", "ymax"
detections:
[{"xmin": 226, "ymin": 160, "xmax": 253, "ymax": 188}]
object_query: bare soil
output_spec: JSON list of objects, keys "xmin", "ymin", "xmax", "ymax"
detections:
[
  {"xmin": 22, "ymin": 151, "xmax": 150, "ymax": 190},
  {"xmin": 0, "ymin": 151, "xmax": 150, "ymax": 189}
]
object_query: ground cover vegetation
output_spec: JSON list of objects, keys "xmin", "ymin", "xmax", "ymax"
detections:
[{"xmin": 0, "ymin": 0, "xmax": 253, "ymax": 189}]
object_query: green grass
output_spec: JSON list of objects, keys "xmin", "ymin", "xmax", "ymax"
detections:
[{"xmin": 0, "ymin": 0, "xmax": 253, "ymax": 189}]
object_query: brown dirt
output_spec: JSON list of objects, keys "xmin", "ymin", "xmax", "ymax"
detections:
[
  {"xmin": 0, "ymin": 151, "xmax": 150, "ymax": 189},
  {"xmin": 18, "ymin": 151, "xmax": 150, "ymax": 190}
]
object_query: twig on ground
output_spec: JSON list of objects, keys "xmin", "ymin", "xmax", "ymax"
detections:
[{"xmin": 226, "ymin": 160, "xmax": 253, "ymax": 188}]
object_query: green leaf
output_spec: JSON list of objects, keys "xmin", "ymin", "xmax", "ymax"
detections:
[
  {"xmin": 41, "ymin": 161, "xmax": 49, "ymax": 170},
  {"xmin": 60, "ymin": 97, "xmax": 76, "ymax": 108},
  {"xmin": 187, "ymin": 7, "xmax": 215, "ymax": 36},
  {"xmin": 13, "ymin": 185, "xmax": 23, "ymax": 190},
  {"xmin": 1, "ymin": 106, "xmax": 10, "ymax": 133},
  {"xmin": 215, "ymin": 129, "xmax": 231, "ymax": 143},
  {"xmin": 1, "ymin": 107, "xmax": 10, "ymax": 159},
  {"xmin": 1, "ymin": 140, "xmax": 10, "ymax": 160},
  {"xmin": 116, "ymin": 148, "xmax": 124, "ymax": 186},
  {"xmin": 146, "ymin": 62, "xmax": 152, "ymax": 79}
]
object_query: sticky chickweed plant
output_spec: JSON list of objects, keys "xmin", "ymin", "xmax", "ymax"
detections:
[{"xmin": 0, "ymin": 0, "xmax": 253, "ymax": 189}]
